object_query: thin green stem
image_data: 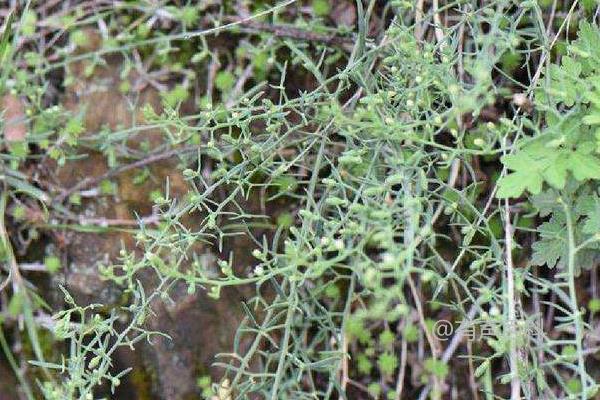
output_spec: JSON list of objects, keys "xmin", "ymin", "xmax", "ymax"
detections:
[{"xmin": 562, "ymin": 198, "xmax": 588, "ymax": 399}]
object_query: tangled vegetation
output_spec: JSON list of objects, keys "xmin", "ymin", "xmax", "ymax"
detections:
[{"xmin": 1, "ymin": 0, "xmax": 600, "ymax": 399}]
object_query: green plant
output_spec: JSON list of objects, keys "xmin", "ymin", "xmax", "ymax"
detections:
[{"xmin": 2, "ymin": 1, "xmax": 600, "ymax": 400}]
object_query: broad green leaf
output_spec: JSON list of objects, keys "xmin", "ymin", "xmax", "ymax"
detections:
[
  {"xmin": 569, "ymin": 152, "xmax": 600, "ymax": 180},
  {"xmin": 531, "ymin": 215, "xmax": 567, "ymax": 268},
  {"xmin": 542, "ymin": 154, "xmax": 569, "ymax": 188},
  {"xmin": 581, "ymin": 196, "xmax": 600, "ymax": 235},
  {"xmin": 497, "ymin": 171, "xmax": 543, "ymax": 198},
  {"xmin": 531, "ymin": 190, "xmax": 560, "ymax": 217}
]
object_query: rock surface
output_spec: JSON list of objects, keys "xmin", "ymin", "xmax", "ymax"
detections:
[{"xmin": 47, "ymin": 29, "xmax": 244, "ymax": 399}]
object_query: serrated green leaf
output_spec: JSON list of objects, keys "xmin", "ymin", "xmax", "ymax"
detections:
[
  {"xmin": 531, "ymin": 190, "xmax": 561, "ymax": 216},
  {"xmin": 531, "ymin": 214, "xmax": 567, "ymax": 268},
  {"xmin": 497, "ymin": 171, "xmax": 543, "ymax": 198},
  {"xmin": 561, "ymin": 56, "xmax": 582, "ymax": 78},
  {"xmin": 542, "ymin": 154, "xmax": 569, "ymax": 188},
  {"xmin": 531, "ymin": 239, "xmax": 564, "ymax": 268},
  {"xmin": 569, "ymin": 151, "xmax": 600, "ymax": 180}
]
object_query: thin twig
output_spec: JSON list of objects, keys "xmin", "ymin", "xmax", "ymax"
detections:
[
  {"xmin": 338, "ymin": 273, "xmax": 355, "ymax": 399},
  {"xmin": 415, "ymin": 0, "xmax": 425, "ymax": 40},
  {"xmin": 562, "ymin": 201, "xmax": 589, "ymax": 398},
  {"xmin": 226, "ymin": 63, "xmax": 254, "ymax": 109},
  {"xmin": 504, "ymin": 199, "xmax": 521, "ymax": 400},
  {"xmin": 394, "ymin": 335, "xmax": 408, "ymax": 400},
  {"xmin": 432, "ymin": 0, "xmax": 445, "ymax": 45},
  {"xmin": 417, "ymin": 277, "xmax": 496, "ymax": 400},
  {"xmin": 206, "ymin": 49, "xmax": 220, "ymax": 102},
  {"xmin": 407, "ymin": 275, "xmax": 439, "ymax": 358},
  {"xmin": 528, "ymin": 0, "xmax": 579, "ymax": 97},
  {"xmin": 225, "ymin": 18, "xmax": 355, "ymax": 49},
  {"xmin": 0, "ymin": 190, "xmax": 24, "ymax": 294}
]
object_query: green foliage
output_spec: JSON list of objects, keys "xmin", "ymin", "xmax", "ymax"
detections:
[
  {"xmin": 215, "ymin": 70, "xmax": 235, "ymax": 93},
  {"xmin": 161, "ymin": 85, "xmax": 189, "ymax": 108},
  {"xmin": 21, "ymin": 11, "xmax": 37, "ymax": 37},
  {"xmin": 0, "ymin": 10, "xmax": 14, "ymax": 78},
  {"xmin": 69, "ymin": 30, "xmax": 88, "ymax": 47},
  {"xmin": 377, "ymin": 353, "xmax": 398, "ymax": 375},
  {"xmin": 498, "ymin": 22, "xmax": 600, "ymax": 199},
  {"xmin": 177, "ymin": 6, "xmax": 199, "ymax": 28},
  {"xmin": 403, "ymin": 323, "xmax": 419, "ymax": 343},
  {"xmin": 424, "ymin": 358, "xmax": 449, "ymax": 380},
  {"xmin": 2, "ymin": 2, "xmax": 600, "ymax": 400},
  {"xmin": 497, "ymin": 135, "xmax": 600, "ymax": 198},
  {"xmin": 589, "ymin": 298, "xmax": 600, "ymax": 313},
  {"xmin": 378, "ymin": 329, "xmax": 395, "ymax": 348},
  {"xmin": 312, "ymin": 0, "xmax": 330, "ymax": 17},
  {"xmin": 44, "ymin": 256, "xmax": 61, "ymax": 274}
]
